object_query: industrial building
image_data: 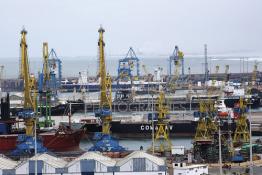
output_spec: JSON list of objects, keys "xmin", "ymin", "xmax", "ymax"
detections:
[
  {"xmin": 115, "ymin": 151, "xmax": 167, "ymax": 175},
  {"xmin": 1, "ymin": 151, "xmax": 169, "ymax": 175},
  {"xmin": 66, "ymin": 151, "xmax": 116, "ymax": 174},
  {"xmin": 15, "ymin": 153, "xmax": 67, "ymax": 175},
  {"xmin": 0, "ymin": 155, "xmax": 17, "ymax": 175}
]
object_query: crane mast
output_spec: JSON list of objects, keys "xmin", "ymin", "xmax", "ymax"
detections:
[
  {"xmin": 89, "ymin": 27, "xmax": 125, "ymax": 152},
  {"xmin": 98, "ymin": 27, "xmax": 112, "ymax": 135},
  {"xmin": 20, "ymin": 29, "xmax": 34, "ymax": 110},
  {"xmin": 151, "ymin": 91, "xmax": 172, "ymax": 154},
  {"xmin": 43, "ymin": 42, "xmax": 50, "ymax": 83}
]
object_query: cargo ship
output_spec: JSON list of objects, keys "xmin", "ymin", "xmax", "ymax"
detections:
[
  {"xmin": 5, "ymin": 86, "xmax": 261, "ymax": 118},
  {"xmin": 0, "ymin": 128, "xmax": 83, "ymax": 153},
  {"xmin": 0, "ymin": 94, "xmax": 83, "ymax": 153},
  {"xmin": 82, "ymin": 118, "xmax": 240, "ymax": 138}
]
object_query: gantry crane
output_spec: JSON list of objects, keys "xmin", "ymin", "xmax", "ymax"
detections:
[
  {"xmin": 168, "ymin": 45, "xmax": 184, "ymax": 78},
  {"xmin": 117, "ymin": 47, "xmax": 140, "ymax": 81},
  {"xmin": 168, "ymin": 46, "xmax": 184, "ymax": 92},
  {"xmin": 48, "ymin": 49, "xmax": 62, "ymax": 89},
  {"xmin": 150, "ymin": 91, "xmax": 172, "ymax": 154},
  {"xmin": 89, "ymin": 27, "xmax": 125, "ymax": 152}
]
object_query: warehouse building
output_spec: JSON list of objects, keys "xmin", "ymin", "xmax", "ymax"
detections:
[
  {"xmin": 0, "ymin": 155, "xmax": 17, "ymax": 175},
  {"xmin": 15, "ymin": 153, "xmax": 67, "ymax": 175},
  {"xmin": 8, "ymin": 151, "xmax": 168, "ymax": 175},
  {"xmin": 65, "ymin": 151, "xmax": 116, "ymax": 175},
  {"xmin": 114, "ymin": 151, "xmax": 167, "ymax": 175}
]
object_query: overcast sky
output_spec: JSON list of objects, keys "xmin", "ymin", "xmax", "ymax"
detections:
[{"xmin": 0, "ymin": 0, "xmax": 262, "ymax": 59}]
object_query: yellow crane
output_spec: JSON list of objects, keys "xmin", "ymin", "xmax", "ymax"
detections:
[
  {"xmin": 43, "ymin": 42, "xmax": 50, "ymax": 83},
  {"xmin": 232, "ymin": 63, "xmax": 258, "ymax": 145},
  {"xmin": 89, "ymin": 27, "xmax": 125, "ymax": 152},
  {"xmin": 151, "ymin": 91, "xmax": 172, "ymax": 154},
  {"xmin": 168, "ymin": 46, "xmax": 184, "ymax": 92},
  {"xmin": 20, "ymin": 29, "xmax": 36, "ymax": 136},
  {"xmin": 98, "ymin": 27, "xmax": 112, "ymax": 135},
  {"xmin": 195, "ymin": 65, "xmax": 219, "ymax": 143},
  {"xmin": 252, "ymin": 61, "xmax": 258, "ymax": 87},
  {"xmin": 194, "ymin": 65, "xmax": 220, "ymax": 162}
]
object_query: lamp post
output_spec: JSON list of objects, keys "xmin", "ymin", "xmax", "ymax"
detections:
[
  {"xmin": 249, "ymin": 105, "xmax": 253, "ymax": 175},
  {"xmin": 34, "ymin": 114, "xmax": 37, "ymax": 175}
]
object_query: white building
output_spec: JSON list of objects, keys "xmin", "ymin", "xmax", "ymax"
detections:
[
  {"xmin": 0, "ymin": 155, "xmax": 17, "ymax": 175},
  {"xmin": 115, "ymin": 151, "xmax": 166, "ymax": 175},
  {"xmin": 15, "ymin": 153, "xmax": 67, "ymax": 175},
  {"xmin": 65, "ymin": 151, "xmax": 116, "ymax": 175},
  {"xmin": 173, "ymin": 163, "xmax": 208, "ymax": 175},
  {"xmin": 171, "ymin": 146, "xmax": 185, "ymax": 155}
]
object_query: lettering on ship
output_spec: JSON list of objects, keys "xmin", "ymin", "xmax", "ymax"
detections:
[{"xmin": 140, "ymin": 125, "xmax": 173, "ymax": 131}]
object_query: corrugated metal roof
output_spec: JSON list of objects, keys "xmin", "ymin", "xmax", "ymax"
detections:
[
  {"xmin": 29, "ymin": 153, "xmax": 67, "ymax": 168},
  {"xmin": 0, "ymin": 155, "xmax": 17, "ymax": 169},
  {"xmin": 116, "ymin": 151, "xmax": 165, "ymax": 166},
  {"xmin": 67, "ymin": 151, "xmax": 116, "ymax": 167}
]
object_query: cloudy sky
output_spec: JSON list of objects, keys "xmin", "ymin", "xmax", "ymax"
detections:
[{"xmin": 0, "ymin": 0, "xmax": 262, "ymax": 59}]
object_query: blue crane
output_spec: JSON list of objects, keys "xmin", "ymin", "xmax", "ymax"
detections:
[
  {"xmin": 168, "ymin": 45, "xmax": 184, "ymax": 78},
  {"xmin": 117, "ymin": 47, "xmax": 140, "ymax": 81}
]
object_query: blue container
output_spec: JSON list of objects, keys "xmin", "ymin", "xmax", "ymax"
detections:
[{"xmin": 0, "ymin": 123, "xmax": 8, "ymax": 134}]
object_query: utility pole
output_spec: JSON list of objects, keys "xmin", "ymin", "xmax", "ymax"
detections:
[
  {"xmin": 249, "ymin": 105, "xmax": 253, "ymax": 175},
  {"xmin": 34, "ymin": 114, "xmax": 37, "ymax": 175},
  {"xmin": 218, "ymin": 120, "xmax": 222, "ymax": 175},
  {"xmin": 152, "ymin": 94, "xmax": 154, "ymax": 154}
]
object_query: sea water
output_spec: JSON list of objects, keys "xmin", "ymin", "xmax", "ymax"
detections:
[{"xmin": 0, "ymin": 55, "xmax": 260, "ymax": 78}]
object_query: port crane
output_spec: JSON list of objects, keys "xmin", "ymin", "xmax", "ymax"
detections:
[
  {"xmin": 37, "ymin": 42, "xmax": 55, "ymax": 128},
  {"xmin": 233, "ymin": 97, "xmax": 249, "ymax": 145},
  {"xmin": 115, "ymin": 47, "xmax": 140, "ymax": 102},
  {"xmin": 12, "ymin": 29, "xmax": 47, "ymax": 156},
  {"xmin": 232, "ymin": 63, "xmax": 258, "ymax": 145},
  {"xmin": 150, "ymin": 91, "xmax": 172, "ymax": 154},
  {"xmin": 117, "ymin": 47, "xmax": 140, "ymax": 81},
  {"xmin": 193, "ymin": 65, "xmax": 219, "ymax": 162},
  {"xmin": 168, "ymin": 46, "xmax": 184, "ymax": 92},
  {"xmin": 89, "ymin": 27, "xmax": 125, "ymax": 152},
  {"xmin": 168, "ymin": 45, "xmax": 184, "ymax": 78},
  {"xmin": 48, "ymin": 49, "xmax": 62, "ymax": 90}
]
